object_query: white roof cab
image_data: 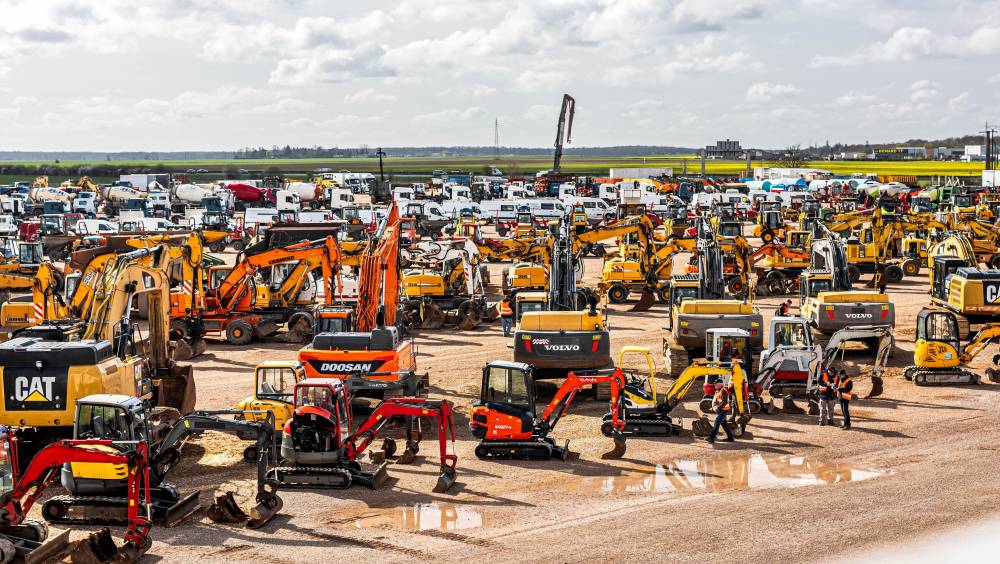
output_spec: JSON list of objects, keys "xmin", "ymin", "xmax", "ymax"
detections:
[
  {"xmin": 245, "ymin": 208, "xmax": 279, "ymax": 227},
  {"xmin": 563, "ymin": 196, "xmax": 612, "ymax": 222},
  {"xmin": 299, "ymin": 210, "xmax": 334, "ymax": 223},
  {"xmin": 441, "ymin": 200, "xmax": 484, "ymax": 219}
]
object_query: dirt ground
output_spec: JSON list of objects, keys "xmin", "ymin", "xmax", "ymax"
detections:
[{"xmin": 38, "ymin": 235, "xmax": 1000, "ymax": 563}]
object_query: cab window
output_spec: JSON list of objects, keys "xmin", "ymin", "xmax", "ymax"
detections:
[
  {"xmin": 484, "ymin": 366, "xmax": 530, "ymax": 406},
  {"xmin": 258, "ymin": 367, "xmax": 297, "ymax": 397},
  {"xmin": 77, "ymin": 404, "xmax": 131, "ymax": 441},
  {"xmin": 296, "ymin": 385, "xmax": 335, "ymax": 411}
]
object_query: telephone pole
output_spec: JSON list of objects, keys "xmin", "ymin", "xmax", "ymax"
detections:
[{"xmin": 982, "ymin": 122, "xmax": 998, "ymax": 170}]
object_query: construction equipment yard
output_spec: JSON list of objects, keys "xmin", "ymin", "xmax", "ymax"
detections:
[{"xmin": 20, "ymin": 247, "xmax": 989, "ymax": 563}]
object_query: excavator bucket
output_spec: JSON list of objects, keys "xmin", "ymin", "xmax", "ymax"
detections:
[
  {"xmin": 397, "ymin": 440, "xmax": 419, "ymax": 465},
  {"xmin": 163, "ymin": 490, "xmax": 202, "ymax": 527},
  {"xmin": 420, "ymin": 302, "xmax": 446, "ymax": 329},
  {"xmin": 23, "ymin": 528, "xmax": 70, "ymax": 564},
  {"xmin": 158, "ymin": 363, "xmax": 197, "ymax": 414},
  {"xmin": 66, "ymin": 528, "xmax": 149, "ymax": 564},
  {"xmin": 781, "ymin": 395, "xmax": 806, "ymax": 415},
  {"xmin": 247, "ymin": 493, "xmax": 283, "ymax": 530},
  {"xmin": 432, "ymin": 465, "xmax": 457, "ymax": 493},
  {"xmin": 600, "ymin": 430, "xmax": 627, "ymax": 459},
  {"xmin": 866, "ymin": 376, "xmax": 884, "ymax": 398},
  {"xmin": 173, "ymin": 338, "xmax": 207, "ymax": 361},
  {"xmin": 208, "ymin": 491, "xmax": 248, "ymax": 524},
  {"xmin": 691, "ymin": 417, "xmax": 713, "ymax": 437},
  {"xmin": 630, "ymin": 291, "xmax": 656, "ymax": 312}
]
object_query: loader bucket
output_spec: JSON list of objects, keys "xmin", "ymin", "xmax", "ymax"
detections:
[
  {"xmin": 247, "ymin": 493, "xmax": 283, "ymax": 530},
  {"xmin": 208, "ymin": 491, "xmax": 248, "ymax": 524},
  {"xmin": 66, "ymin": 528, "xmax": 149, "ymax": 564},
  {"xmin": 600, "ymin": 431, "xmax": 627, "ymax": 459},
  {"xmin": 630, "ymin": 291, "xmax": 656, "ymax": 312},
  {"xmin": 163, "ymin": 490, "xmax": 202, "ymax": 527},
  {"xmin": 866, "ymin": 376, "xmax": 884, "ymax": 398},
  {"xmin": 432, "ymin": 465, "xmax": 457, "ymax": 493},
  {"xmin": 24, "ymin": 528, "xmax": 70, "ymax": 564}
]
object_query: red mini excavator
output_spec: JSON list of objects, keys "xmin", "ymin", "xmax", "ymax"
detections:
[
  {"xmin": 274, "ymin": 378, "xmax": 457, "ymax": 493},
  {"xmin": 469, "ymin": 362, "xmax": 627, "ymax": 460},
  {"xmin": 0, "ymin": 425, "xmax": 153, "ymax": 563}
]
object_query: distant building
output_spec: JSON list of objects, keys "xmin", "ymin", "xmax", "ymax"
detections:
[
  {"xmin": 871, "ymin": 146, "xmax": 927, "ymax": 160},
  {"xmin": 932, "ymin": 147, "xmax": 965, "ymax": 160},
  {"xmin": 964, "ymin": 145, "xmax": 986, "ymax": 161},
  {"xmin": 838, "ymin": 152, "xmax": 866, "ymax": 160},
  {"xmin": 705, "ymin": 139, "xmax": 743, "ymax": 159}
]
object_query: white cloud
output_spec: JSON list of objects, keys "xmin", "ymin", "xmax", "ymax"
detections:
[
  {"xmin": 746, "ymin": 82, "xmax": 800, "ymax": 103},
  {"xmin": 344, "ymin": 88, "xmax": 397, "ymax": 104},
  {"xmin": 269, "ymin": 43, "xmax": 395, "ymax": 85},
  {"xmin": 812, "ymin": 25, "xmax": 1000, "ymax": 67},
  {"xmin": 524, "ymin": 104, "xmax": 557, "ymax": 121},
  {"xmin": 411, "ymin": 106, "xmax": 483, "ymax": 124},
  {"xmin": 948, "ymin": 92, "xmax": 973, "ymax": 113},
  {"xmin": 989, "ymin": 73, "xmax": 1000, "ymax": 84},
  {"xmin": 833, "ymin": 91, "xmax": 880, "ymax": 106},
  {"xmin": 512, "ymin": 70, "xmax": 570, "ymax": 93}
]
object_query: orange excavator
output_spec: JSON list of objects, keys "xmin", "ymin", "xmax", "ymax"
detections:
[
  {"xmin": 469, "ymin": 363, "xmax": 627, "ymax": 460},
  {"xmin": 0, "ymin": 426, "xmax": 153, "ymax": 563},
  {"xmin": 171, "ymin": 236, "xmax": 341, "ymax": 346},
  {"xmin": 299, "ymin": 204, "xmax": 424, "ymax": 398}
]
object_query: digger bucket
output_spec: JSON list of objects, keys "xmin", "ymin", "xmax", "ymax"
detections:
[
  {"xmin": 397, "ymin": 440, "xmax": 419, "ymax": 465},
  {"xmin": 691, "ymin": 417, "xmax": 713, "ymax": 437},
  {"xmin": 432, "ymin": 465, "xmax": 457, "ymax": 493},
  {"xmin": 66, "ymin": 528, "xmax": 149, "ymax": 564},
  {"xmin": 781, "ymin": 395, "xmax": 806, "ymax": 415},
  {"xmin": 866, "ymin": 376, "xmax": 884, "ymax": 398},
  {"xmin": 24, "ymin": 528, "xmax": 70, "ymax": 564},
  {"xmin": 629, "ymin": 290, "xmax": 656, "ymax": 312},
  {"xmin": 163, "ymin": 490, "xmax": 202, "ymax": 528},
  {"xmin": 159, "ymin": 363, "xmax": 197, "ymax": 414},
  {"xmin": 208, "ymin": 491, "xmax": 248, "ymax": 524},
  {"xmin": 172, "ymin": 338, "xmax": 206, "ymax": 361},
  {"xmin": 600, "ymin": 430, "xmax": 627, "ymax": 460},
  {"xmin": 247, "ymin": 493, "xmax": 283, "ymax": 530},
  {"xmin": 420, "ymin": 302, "xmax": 446, "ymax": 329}
]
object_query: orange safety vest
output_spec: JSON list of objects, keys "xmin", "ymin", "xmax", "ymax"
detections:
[
  {"xmin": 819, "ymin": 372, "xmax": 834, "ymax": 393},
  {"xmin": 714, "ymin": 388, "xmax": 732, "ymax": 412},
  {"xmin": 837, "ymin": 376, "xmax": 853, "ymax": 400},
  {"xmin": 499, "ymin": 300, "xmax": 512, "ymax": 317}
]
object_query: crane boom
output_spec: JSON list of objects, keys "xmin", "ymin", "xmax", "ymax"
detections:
[{"xmin": 552, "ymin": 94, "xmax": 575, "ymax": 173}]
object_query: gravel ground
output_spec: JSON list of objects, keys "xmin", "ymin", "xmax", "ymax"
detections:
[{"xmin": 34, "ymin": 225, "xmax": 1000, "ymax": 563}]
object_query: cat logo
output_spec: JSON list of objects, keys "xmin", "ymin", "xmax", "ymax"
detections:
[
  {"xmin": 985, "ymin": 282, "xmax": 1000, "ymax": 304},
  {"xmin": 14, "ymin": 376, "xmax": 57, "ymax": 402}
]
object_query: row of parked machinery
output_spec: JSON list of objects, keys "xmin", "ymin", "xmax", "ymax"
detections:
[{"xmin": 2, "ymin": 164, "xmax": 1000, "ymax": 561}]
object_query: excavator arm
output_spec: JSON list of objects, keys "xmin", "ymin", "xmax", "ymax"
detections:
[
  {"xmin": 537, "ymin": 369, "xmax": 627, "ymax": 458},
  {"xmin": 959, "ymin": 324, "xmax": 1000, "ymax": 364},
  {"xmin": 345, "ymin": 397, "xmax": 457, "ymax": 492}
]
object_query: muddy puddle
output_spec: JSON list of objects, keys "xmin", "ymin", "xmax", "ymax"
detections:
[
  {"xmin": 332, "ymin": 502, "xmax": 485, "ymax": 531},
  {"xmin": 581, "ymin": 454, "xmax": 885, "ymax": 495}
]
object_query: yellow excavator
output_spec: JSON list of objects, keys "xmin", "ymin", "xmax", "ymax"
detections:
[
  {"xmin": 926, "ymin": 232, "xmax": 1000, "ymax": 338},
  {"xmin": 906, "ymin": 308, "xmax": 1000, "ymax": 385}
]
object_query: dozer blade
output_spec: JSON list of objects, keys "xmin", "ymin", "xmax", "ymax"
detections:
[
  {"xmin": 432, "ymin": 465, "xmax": 457, "ymax": 493},
  {"xmin": 630, "ymin": 291, "xmax": 656, "ymax": 312},
  {"xmin": 24, "ymin": 528, "xmax": 70, "ymax": 564},
  {"xmin": 163, "ymin": 490, "xmax": 202, "ymax": 528},
  {"xmin": 600, "ymin": 432, "xmax": 627, "ymax": 460},
  {"xmin": 247, "ymin": 494, "xmax": 283, "ymax": 530},
  {"xmin": 67, "ymin": 528, "xmax": 149, "ymax": 564},
  {"xmin": 208, "ymin": 491, "xmax": 248, "ymax": 524},
  {"xmin": 867, "ymin": 376, "xmax": 884, "ymax": 398},
  {"xmin": 350, "ymin": 462, "xmax": 390, "ymax": 489}
]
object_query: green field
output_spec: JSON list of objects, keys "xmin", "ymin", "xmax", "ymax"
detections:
[{"xmin": 0, "ymin": 155, "xmax": 987, "ymax": 183}]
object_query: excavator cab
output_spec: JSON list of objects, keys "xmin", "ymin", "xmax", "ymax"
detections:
[
  {"xmin": 703, "ymin": 329, "xmax": 753, "ymax": 397},
  {"xmin": 17, "ymin": 241, "xmax": 43, "ymax": 268},
  {"xmin": 239, "ymin": 361, "xmax": 306, "ymax": 431},
  {"xmin": 476, "ymin": 362, "xmax": 536, "ymax": 423},
  {"xmin": 914, "ymin": 309, "xmax": 962, "ymax": 369},
  {"xmin": 930, "ymin": 256, "xmax": 967, "ymax": 301}
]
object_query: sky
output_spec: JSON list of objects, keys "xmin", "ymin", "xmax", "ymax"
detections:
[{"xmin": 1, "ymin": 0, "xmax": 998, "ymax": 151}]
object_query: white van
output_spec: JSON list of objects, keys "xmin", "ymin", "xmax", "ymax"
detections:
[
  {"xmin": 245, "ymin": 208, "xmax": 279, "ymax": 228},
  {"xmin": 563, "ymin": 196, "xmax": 613, "ymax": 223},
  {"xmin": 479, "ymin": 199, "xmax": 521, "ymax": 223},
  {"xmin": 76, "ymin": 219, "xmax": 119, "ymax": 235},
  {"xmin": 440, "ymin": 200, "xmax": 484, "ymax": 220},
  {"xmin": 393, "ymin": 186, "xmax": 415, "ymax": 202},
  {"xmin": 443, "ymin": 184, "xmax": 471, "ymax": 201},
  {"xmin": 299, "ymin": 210, "xmax": 334, "ymax": 223},
  {"xmin": 326, "ymin": 187, "xmax": 355, "ymax": 210},
  {"xmin": 275, "ymin": 190, "xmax": 300, "ymax": 212},
  {"xmin": 525, "ymin": 198, "xmax": 565, "ymax": 220},
  {"xmin": 721, "ymin": 189, "xmax": 751, "ymax": 214},
  {"xmin": 556, "ymin": 183, "xmax": 577, "ymax": 200},
  {"xmin": 597, "ymin": 183, "xmax": 618, "ymax": 203},
  {"xmin": 120, "ymin": 217, "xmax": 175, "ymax": 232}
]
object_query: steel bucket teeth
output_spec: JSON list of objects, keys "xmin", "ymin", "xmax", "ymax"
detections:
[
  {"xmin": 67, "ymin": 528, "xmax": 137, "ymax": 564},
  {"xmin": 432, "ymin": 466, "xmax": 457, "ymax": 493},
  {"xmin": 208, "ymin": 491, "xmax": 248, "ymax": 524},
  {"xmin": 247, "ymin": 495, "xmax": 283, "ymax": 529}
]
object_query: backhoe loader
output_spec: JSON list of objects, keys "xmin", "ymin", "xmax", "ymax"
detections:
[
  {"xmin": 44, "ymin": 395, "xmax": 282, "ymax": 529},
  {"xmin": 0, "ymin": 427, "xmax": 153, "ymax": 563},
  {"xmin": 275, "ymin": 378, "xmax": 458, "ymax": 493},
  {"xmin": 470, "ymin": 363, "xmax": 627, "ymax": 460},
  {"xmin": 905, "ymin": 308, "xmax": 1000, "ymax": 385}
]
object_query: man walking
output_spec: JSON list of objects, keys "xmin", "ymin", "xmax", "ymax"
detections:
[
  {"xmin": 836, "ymin": 369, "xmax": 854, "ymax": 430},
  {"xmin": 706, "ymin": 382, "xmax": 735, "ymax": 444},
  {"xmin": 498, "ymin": 294, "xmax": 513, "ymax": 337},
  {"xmin": 817, "ymin": 369, "xmax": 836, "ymax": 426}
]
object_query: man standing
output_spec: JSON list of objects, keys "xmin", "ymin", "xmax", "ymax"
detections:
[
  {"xmin": 836, "ymin": 369, "xmax": 854, "ymax": 430},
  {"xmin": 817, "ymin": 369, "xmax": 836, "ymax": 426},
  {"xmin": 777, "ymin": 299, "xmax": 792, "ymax": 317},
  {"xmin": 498, "ymin": 294, "xmax": 513, "ymax": 337},
  {"xmin": 706, "ymin": 382, "xmax": 735, "ymax": 444}
]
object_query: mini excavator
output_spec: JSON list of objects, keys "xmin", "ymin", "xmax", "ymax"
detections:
[
  {"xmin": 906, "ymin": 308, "xmax": 1000, "ymax": 385},
  {"xmin": 275, "ymin": 378, "xmax": 458, "ymax": 493},
  {"xmin": 470, "ymin": 363, "xmax": 628, "ymax": 460}
]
